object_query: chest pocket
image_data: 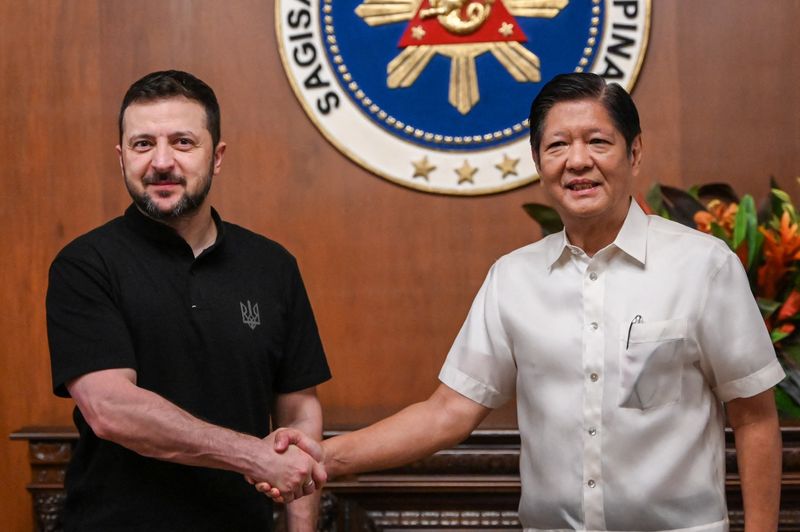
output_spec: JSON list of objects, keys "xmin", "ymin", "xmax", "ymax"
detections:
[{"xmin": 619, "ymin": 318, "xmax": 688, "ymax": 410}]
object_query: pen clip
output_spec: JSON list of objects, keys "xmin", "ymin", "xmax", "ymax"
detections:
[{"xmin": 626, "ymin": 314, "xmax": 643, "ymax": 349}]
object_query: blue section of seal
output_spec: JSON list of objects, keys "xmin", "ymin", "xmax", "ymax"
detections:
[{"xmin": 323, "ymin": 0, "xmax": 602, "ymax": 151}]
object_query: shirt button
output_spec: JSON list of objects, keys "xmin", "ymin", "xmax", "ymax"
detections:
[
  {"xmin": 589, "ymin": 272, "xmax": 598, "ymax": 281},
  {"xmin": 590, "ymin": 372, "xmax": 599, "ymax": 382},
  {"xmin": 588, "ymin": 427, "xmax": 597, "ymax": 436},
  {"xmin": 588, "ymin": 480, "xmax": 596, "ymax": 488},
  {"xmin": 590, "ymin": 322, "xmax": 598, "ymax": 330}
]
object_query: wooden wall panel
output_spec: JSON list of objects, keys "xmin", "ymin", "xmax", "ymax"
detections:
[{"xmin": 1, "ymin": 1, "xmax": 798, "ymax": 530}]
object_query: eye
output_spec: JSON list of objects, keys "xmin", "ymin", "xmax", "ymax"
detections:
[
  {"xmin": 545, "ymin": 140, "xmax": 567, "ymax": 151},
  {"xmin": 174, "ymin": 137, "xmax": 196, "ymax": 150},
  {"xmin": 130, "ymin": 139, "xmax": 153, "ymax": 151}
]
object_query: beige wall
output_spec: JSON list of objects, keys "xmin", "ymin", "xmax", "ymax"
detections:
[{"xmin": 2, "ymin": 1, "xmax": 799, "ymax": 529}]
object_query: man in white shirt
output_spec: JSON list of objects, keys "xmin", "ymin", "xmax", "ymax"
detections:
[{"xmin": 265, "ymin": 73, "xmax": 783, "ymax": 531}]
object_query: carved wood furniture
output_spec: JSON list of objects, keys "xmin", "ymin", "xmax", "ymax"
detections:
[{"xmin": 11, "ymin": 427, "xmax": 800, "ymax": 531}]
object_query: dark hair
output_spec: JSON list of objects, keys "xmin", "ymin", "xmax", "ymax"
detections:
[
  {"xmin": 118, "ymin": 70, "xmax": 221, "ymax": 147},
  {"xmin": 529, "ymin": 73, "xmax": 640, "ymax": 156}
]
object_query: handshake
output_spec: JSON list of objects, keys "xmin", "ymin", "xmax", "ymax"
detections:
[{"xmin": 245, "ymin": 428, "xmax": 328, "ymax": 504}]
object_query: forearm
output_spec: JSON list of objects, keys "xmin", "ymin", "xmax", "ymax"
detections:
[
  {"xmin": 79, "ymin": 377, "xmax": 267, "ymax": 477},
  {"xmin": 286, "ymin": 415, "xmax": 322, "ymax": 532},
  {"xmin": 276, "ymin": 389, "xmax": 324, "ymax": 531},
  {"xmin": 735, "ymin": 417, "xmax": 781, "ymax": 531},
  {"xmin": 284, "ymin": 491, "xmax": 321, "ymax": 532},
  {"xmin": 727, "ymin": 390, "xmax": 781, "ymax": 531},
  {"xmin": 67, "ymin": 368, "xmax": 321, "ymax": 496},
  {"xmin": 324, "ymin": 384, "xmax": 490, "ymax": 478}
]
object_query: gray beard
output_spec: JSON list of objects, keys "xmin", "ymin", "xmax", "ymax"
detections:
[{"xmin": 126, "ymin": 165, "xmax": 213, "ymax": 221}]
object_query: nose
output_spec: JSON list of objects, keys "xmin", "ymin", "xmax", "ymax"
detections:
[
  {"xmin": 565, "ymin": 141, "xmax": 592, "ymax": 172},
  {"xmin": 150, "ymin": 140, "xmax": 175, "ymax": 173}
]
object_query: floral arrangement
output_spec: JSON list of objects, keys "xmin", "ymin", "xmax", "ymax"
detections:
[{"xmin": 523, "ymin": 182, "xmax": 800, "ymax": 417}]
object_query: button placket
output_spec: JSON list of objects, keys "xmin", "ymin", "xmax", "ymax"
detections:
[
  {"xmin": 581, "ymin": 258, "xmax": 606, "ymax": 528},
  {"xmin": 188, "ymin": 263, "xmax": 202, "ymax": 311}
]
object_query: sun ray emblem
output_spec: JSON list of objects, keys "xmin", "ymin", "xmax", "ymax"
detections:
[{"xmin": 356, "ymin": 0, "xmax": 568, "ymax": 114}]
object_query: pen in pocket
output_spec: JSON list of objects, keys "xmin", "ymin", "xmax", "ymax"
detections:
[{"xmin": 626, "ymin": 315, "xmax": 643, "ymax": 349}]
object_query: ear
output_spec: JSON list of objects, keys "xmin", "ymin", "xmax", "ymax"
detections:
[
  {"xmin": 629, "ymin": 134, "xmax": 643, "ymax": 176},
  {"xmin": 115, "ymin": 145, "xmax": 124, "ymax": 175},
  {"xmin": 212, "ymin": 142, "xmax": 227, "ymax": 176}
]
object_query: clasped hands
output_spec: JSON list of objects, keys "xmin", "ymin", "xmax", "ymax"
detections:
[{"xmin": 245, "ymin": 428, "xmax": 326, "ymax": 503}]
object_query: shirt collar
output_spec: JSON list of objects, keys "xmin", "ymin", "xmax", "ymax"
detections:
[
  {"xmin": 544, "ymin": 229, "xmax": 571, "ymax": 270},
  {"xmin": 123, "ymin": 204, "xmax": 226, "ymax": 255},
  {"xmin": 613, "ymin": 199, "xmax": 648, "ymax": 265},
  {"xmin": 545, "ymin": 199, "xmax": 649, "ymax": 270}
]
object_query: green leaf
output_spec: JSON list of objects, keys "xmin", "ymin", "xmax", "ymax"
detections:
[
  {"xmin": 732, "ymin": 195, "xmax": 753, "ymax": 249},
  {"xmin": 709, "ymin": 223, "xmax": 731, "ymax": 246},
  {"xmin": 773, "ymin": 188, "xmax": 792, "ymax": 204},
  {"xmin": 775, "ymin": 385, "xmax": 800, "ymax": 418},
  {"xmin": 772, "ymin": 328, "xmax": 793, "ymax": 343},
  {"xmin": 770, "ymin": 188, "xmax": 798, "ymax": 223},
  {"xmin": 730, "ymin": 195, "xmax": 760, "ymax": 268},
  {"xmin": 749, "ymin": 230, "xmax": 764, "ymax": 272},
  {"xmin": 784, "ymin": 202, "xmax": 798, "ymax": 224},
  {"xmin": 745, "ymin": 203, "xmax": 762, "ymax": 269},
  {"xmin": 645, "ymin": 184, "xmax": 664, "ymax": 214},
  {"xmin": 522, "ymin": 203, "xmax": 563, "ymax": 237},
  {"xmin": 758, "ymin": 297, "xmax": 782, "ymax": 318}
]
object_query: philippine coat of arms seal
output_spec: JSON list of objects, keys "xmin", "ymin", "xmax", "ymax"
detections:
[{"xmin": 276, "ymin": 0, "xmax": 651, "ymax": 195}]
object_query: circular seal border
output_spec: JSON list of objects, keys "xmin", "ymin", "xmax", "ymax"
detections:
[{"xmin": 276, "ymin": 0, "xmax": 651, "ymax": 196}]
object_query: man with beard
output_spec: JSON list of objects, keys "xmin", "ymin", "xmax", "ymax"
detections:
[{"xmin": 46, "ymin": 70, "xmax": 330, "ymax": 532}]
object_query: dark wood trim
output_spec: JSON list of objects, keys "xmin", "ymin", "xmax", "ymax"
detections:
[{"xmin": 11, "ymin": 426, "xmax": 800, "ymax": 531}]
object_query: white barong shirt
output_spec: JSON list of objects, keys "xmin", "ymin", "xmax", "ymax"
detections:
[{"xmin": 439, "ymin": 200, "xmax": 784, "ymax": 532}]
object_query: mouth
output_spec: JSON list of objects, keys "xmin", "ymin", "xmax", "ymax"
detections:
[{"xmin": 564, "ymin": 180, "xmax": 600, "ymax": 191}]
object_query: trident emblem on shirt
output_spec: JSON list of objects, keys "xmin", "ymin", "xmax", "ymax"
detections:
[{"xmin": 240, "ymin": 300, "xmax": 261, "ymax": 330}]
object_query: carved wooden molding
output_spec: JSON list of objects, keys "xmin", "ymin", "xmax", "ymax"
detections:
[{"xmin": 11, "ymin": 426, "xmax": 800, "ymax": 531}]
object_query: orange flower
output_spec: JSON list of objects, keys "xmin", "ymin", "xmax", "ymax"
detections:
[
  {"xmin": 693, "ymin": 211, "xmax": 713, "ymax": 233},
  {"xmin": 778, "ymin": 289, "xmax": 800, "ymax": 322},
  {"xmin": 758, "ymin": 211, "xmax": 800, "ymax": 299},
  {"xmin": 693, "ymin": 199, "xmax": 738, "ymax": 236}
]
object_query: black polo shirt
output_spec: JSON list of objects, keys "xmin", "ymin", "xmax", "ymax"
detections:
[{"xmin": 46, "ymin": 205, "xmax": 331, "ymax": 532}]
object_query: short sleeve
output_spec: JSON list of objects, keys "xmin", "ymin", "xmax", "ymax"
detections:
[
  {"xmin": 696, "ymin": 251, "xmax": 784, "ymax": 402},
  {"xmin": 46, "ymin": 246, "xmax": 138, "ymax": 397},
  {"xmin": 273, "ymin": 257, "xmax": 331, "ymax": 393},
  {"xmin": 439, "ymin": 263, "xmax": 516, "ymax": 408}
]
